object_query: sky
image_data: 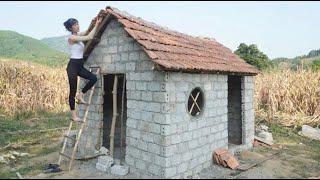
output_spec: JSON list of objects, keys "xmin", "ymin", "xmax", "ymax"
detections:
[{"xmin": 0, "ymin": 1, "xmax": 319, "ymax": 59}]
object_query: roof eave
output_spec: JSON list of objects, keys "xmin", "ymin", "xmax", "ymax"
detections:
[{"xmin": 153, "ymin": 63, "xmax": 260, "ymax": 76}]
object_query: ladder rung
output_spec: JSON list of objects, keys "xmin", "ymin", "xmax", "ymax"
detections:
[
  {"xmin": 59, "ymin": 152, "xmax": 72, "ymax": 159},
  {"xmin": 70, "ymin": 118, "xmax": 84, "ymax": 123},
  {"xmin": 76, "ymin": 102, "xmax": 90, "ymax": 106},
  {"xmin": 89, "ymin": 66, "xmax": 100, "ymax": 69},
  {"xmin": 64, "ymin": 135, "xmax": 76, "ymax": 141}
]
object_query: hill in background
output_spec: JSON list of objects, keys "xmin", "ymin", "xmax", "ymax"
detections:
[
  {"xmin": 41, "ymin": 35, "xmax": 70, "ymax": 55},
  {"xmin": 272, "ymin": 49, "xmax": 320, "ymax": 70},
  {"xmin": 0, "ymin": 30, "xmax": 68, "ymax": 67},
  {"xmin": 1, "ymin": 29, "xmax": 319, "ymax": 70}
]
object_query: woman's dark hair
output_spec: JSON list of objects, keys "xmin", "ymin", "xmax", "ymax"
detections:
[{"xmin": 63, "ymin": 18, "xmax": 78, "ymax": 32}]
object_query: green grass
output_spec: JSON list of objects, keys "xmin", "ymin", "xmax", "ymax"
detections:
[
  {"xmin": 0, "ymin": 159, "xmax": 50, "ymax": 179},
  {"xmin": 268, "ymin": 123, "xmax": 320, "ymax": 178},
  {"xmin": 0, "ymin": 110, "xmax": 72, "ymax": 179},
  {"xmin": 0, "ymin": 110, "xmax": 71, "ymax": 148}
]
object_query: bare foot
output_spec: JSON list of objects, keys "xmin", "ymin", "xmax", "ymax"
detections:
[
  {"xmin": 76, "ymin": 92, "xmax": 88, "ymax": 104},
  {"xmin": 71, "ymin": 110, "xmax": 83, "ymax": 122},
  {"xmin": 71, "ymin": 117, "xmax": 83, "ymax": 122}
]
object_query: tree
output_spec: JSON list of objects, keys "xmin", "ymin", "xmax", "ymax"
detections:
[
  {"xmin": 234, "ymin": 43, "xmax": 271, "ymax": 70},
  {"xmin": 311, "ymin": 59, "xmax": 320, "ymax": 71}
]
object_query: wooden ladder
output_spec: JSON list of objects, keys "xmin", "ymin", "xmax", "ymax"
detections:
[{"xmin": 58, "ymin": 66, "xmax": 101, "ymax": 172}]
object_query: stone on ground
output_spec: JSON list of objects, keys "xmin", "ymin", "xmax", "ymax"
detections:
[
  {"xmin": 298, "ymin": 125, "xmax": 320, "ymax": 140},
  {"xmin": 95, "ymin": 155, "xmax": 114, "ymax": 172},
  {"xmin": 110, "ymin": 164, "xmax": 129, "ymax": 176}
]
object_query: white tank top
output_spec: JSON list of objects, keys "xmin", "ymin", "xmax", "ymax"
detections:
[{"xmin": 68, "ymin": 35, "xmax": 84, "ymax": 59}]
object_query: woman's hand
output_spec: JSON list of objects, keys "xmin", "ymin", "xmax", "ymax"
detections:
[{"xmin": 95, "ymin": 17, "xmax": 102, "ymax": 26}]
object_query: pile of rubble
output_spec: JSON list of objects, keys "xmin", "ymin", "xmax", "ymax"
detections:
[
  {"xmin": 298, "ymin": 125, "xmax": 320, "ymax": 140},
  {"xmin": 95, "ymin": 147, "xmax": 129, "ymax": 176},
  {"xmin": 0, "ymin": 151, "xmax": 30, "ymax": 164},
  {"xmin": 213, "ymin": 148, "xmax": 239, "ymax": 170},
  {"xmin": 254, "ymin": 124, "xmax": 274, "ymax": 147}
]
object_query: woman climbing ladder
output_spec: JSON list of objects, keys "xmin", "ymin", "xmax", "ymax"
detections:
[{"xmin": 63, "ymin": 16, "xmax": 102, "ymax": 122}]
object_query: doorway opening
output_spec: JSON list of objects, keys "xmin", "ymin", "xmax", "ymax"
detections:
[
  {"xmin": 102, "ymin": 74, "xmax": 127, "ymax": 162},
  {"xmin": 227, "ymin": 75, "xmax": 243, "ymax": 146}
]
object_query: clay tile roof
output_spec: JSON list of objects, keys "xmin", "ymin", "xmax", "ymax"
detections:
[{"xmin": 84, "ymin": 6, "xmax": 260, "ymax": 75}]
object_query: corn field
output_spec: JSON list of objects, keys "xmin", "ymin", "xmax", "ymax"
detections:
[
  {"xmin": 1, "ymin": 58, "xmax": 320, "ymax": 127},
  {"xmin": 0, "ymin": 58, "xmax": 69, "ymax": 116},
  {"xmin": 255, "ymin": 68, "xmax": 320, "ymax": 127}
]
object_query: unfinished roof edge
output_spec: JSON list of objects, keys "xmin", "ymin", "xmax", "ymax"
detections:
[{"xmin": 84, "ymin": 6, "xmax": 260, "ymax": 75}]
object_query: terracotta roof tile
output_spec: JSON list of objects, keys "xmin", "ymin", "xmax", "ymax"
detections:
[{"xmin": 84, "ymin": 6, "xmax": 260, "ymax": 75}]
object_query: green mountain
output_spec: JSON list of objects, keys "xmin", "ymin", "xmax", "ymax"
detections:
[
  {"xmin": 272, "ymin": 49, "xmax": 320, "ymax": 70},
  {"xmin": 41, "ymin": 35, "xmax": 70, "ymax": 54},
  {"xmin": 0, "ymin": 30, "xmax": 68, "ymax": 67}
]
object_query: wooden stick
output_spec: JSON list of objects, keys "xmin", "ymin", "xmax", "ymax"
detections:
[
  {"xmin": 191, "ymin": 92, "xmax": 201, "ymax": 111},
  {"xmin": 96, "ymin": 73, "xmax": 104, "ymax": 150},
  {"xmin": 0, "ymin": 143, "xmax": 11, "ymax": 151},
  {"xmin": 237, "ymin": 150, "xmax": 281, "ymax": 171},
  {"xmin": 120, "ymin": 75, "xmax": 126, "ymax": 165},
  {"xmin": 58, "ymin": 122, "xmax": 73, "ymax": 165},
  {"xmin": 109, "ymin": 75, "xmax": 118, "ymax": 157},
  {"xmin": 2, "ymin": 127, "xmax": 69, "ymax": 136},
  {"xmin": 16, "ymin": 172, "xmax": 23, "ymax": 179},
  {"xmin": 0, "ymin": 140, "xmax": 42, "ymax": 151},
  {"xmin": 189, "ymin": 92, "xmax": 200, "ymax": 114}
]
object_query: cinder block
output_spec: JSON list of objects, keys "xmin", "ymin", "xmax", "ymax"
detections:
[
  {"xmin": 147, "ymin": 82, "xmax": 161, "ymax": 91},
  {"xmin": 110, "ymin": 164, "xmax": 130, "ymax": 176},
  {"xmin": 96, "ymin": 163, "xmax": 109, "ymax": 172},
  {"xmin": 107, "ymin": 46, "xmax": 118, "ymax": 53},
  {"xmin": 145, "ymin": 102, "xmax": 161, "ymax": 113},
  {"xmin": 129, "ymin": 51, "xmax": 139, "ymax": 61},
  {"xmin": 141, "ymin": 91, "xmax": 153, "ymax": 101},
  {"xmin": 139, "ymin": 51, "xmax": 149, "ymax": 60},
  {"xmin": 136, "ymin": 82, "xmax": 147, "ymax": 91},
  {"xmin": 126, "ymin": 62, "xmax": 136, "ymax": 71},
  {"xmin": 141, "ymin": 132, "xmax": 153, "ymax": 143},
  {"xmin": 126, "ymin": 81, "xmax": 135, "ymax": 90},
  {"xmin": 182, "ymin": 152, "xmax": 193, "ymax": 161},
  {"xmin": 148, "ymin": 143, "xmax": 161, "ymax": 155},
  {"xmin": 135, "ymin": 159, "xmax": 147, "ymax": 170},
  {"xmin": 148, "ymin": 164, "xmax": 162, "ymax": 176},
  {"xmin": 153, "ymin": 92, "xmax": 167, "ymax": 102},
  {"xmin": 178, "ymin": 162, "xmax": 188, "ymax": 174},
  {"xmin": 140, "ymin": 151, "xmax": 153, "ymax": 162},
  {"xmin": 162, "ymin": 145, "xmax": 176, "ymax": 157},
  {"xmin": 164, "ymin": 166, "xmax": 177, "ymax": 178},
  {"xmin": 97, "ymin": 155, "xmax": 114, "ymax": 166}
]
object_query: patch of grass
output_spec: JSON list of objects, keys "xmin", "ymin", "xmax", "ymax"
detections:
[
  {"xmin": 0, "ymin": 110, "xmax": 70, "ymax": 148},
  {"xmin": 29, "ymin": 144, "xmax": 60, "ymax": 157},
  {"xmin": 0, "ymin": 161, "xmax": 45, "ymax": 179},
  {"xmin": 0, "ymin": 110, "xmax": 70, "ymax": 178},
  {"xmin": 0, "ymin": 170, "xmax": 15, "ymax": 179},
  {"xmin": 267, "ymin": 123, "xmax": 320, "ymax": 178}
]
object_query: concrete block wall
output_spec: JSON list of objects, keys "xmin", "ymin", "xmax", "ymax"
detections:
[
  {"xmin": 241, "ymin": 76, "xmax": 255, "ymax": 147},
  {"xmin": 77, "ymin": 19, "xmax": 168, "ymax": 177},
  {"xmin": 75, "ymin": 18, "xmax": 256, "ymax": 178},
  {"xmin": 162, "ymin": 72, "xmax": 229, "ymax": 178}
]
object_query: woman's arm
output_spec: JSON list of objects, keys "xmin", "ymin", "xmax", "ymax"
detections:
[
  {"xmin": 78, "ymin": 31, "xmax": 88, "ymax": 36},
  {"xmin": 69, "ymin": 26, "xmax": 97, "ymax": 42},
  {"xmin": 69, "ymin": 17, "xmax": 102, "ymax": 43}
]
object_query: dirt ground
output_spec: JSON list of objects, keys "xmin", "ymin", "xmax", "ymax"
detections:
[
  {"xmin": 200, "ymin": 144, "xmax": 319, "ymax": 179},
  {"xmin": 24, "ymin": 141, "xmax": 320, "ymax": 179},
  {"xmin": 1, "ymin": 116, "xmax": 319, "ymax": 179}
]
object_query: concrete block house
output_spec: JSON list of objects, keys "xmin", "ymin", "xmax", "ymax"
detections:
[{"xmin": 76, "ymin": 6, "xmax": 260, "ymax": 178}]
